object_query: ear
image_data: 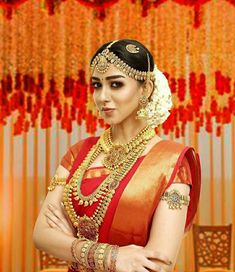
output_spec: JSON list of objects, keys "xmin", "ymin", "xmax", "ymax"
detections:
[{"xmin": 141, "ymin": 80, "xmax": 154, "ymax": 99}]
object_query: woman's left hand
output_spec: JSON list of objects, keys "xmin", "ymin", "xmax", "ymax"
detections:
[{"xmin": 45, "ymin": 203, "xmax": 76, "ymax": 237}]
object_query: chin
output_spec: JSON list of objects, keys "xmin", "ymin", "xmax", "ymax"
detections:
[{"xmin": 103, "ymin": 117, "xmax": 122, "ymax": 126}]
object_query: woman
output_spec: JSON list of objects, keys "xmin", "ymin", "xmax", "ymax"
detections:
[{"xmin": 33, "ymin": 39, "xmax": 201, "ymax": 272}]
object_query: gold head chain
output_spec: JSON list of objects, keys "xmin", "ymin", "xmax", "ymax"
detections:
[{"xmin": 90, "ymin": 40, "xmax": 154, "ymax": 81}]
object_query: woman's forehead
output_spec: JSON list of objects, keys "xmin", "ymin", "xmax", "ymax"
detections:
[{"xmin": 92, "ymin": 64, "xmax": 126, "ymax": 79}]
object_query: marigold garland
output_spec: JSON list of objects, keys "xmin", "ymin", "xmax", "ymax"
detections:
[{"xmin": 0, "ymin": 0, "xmax": 234, "ymax": 137}]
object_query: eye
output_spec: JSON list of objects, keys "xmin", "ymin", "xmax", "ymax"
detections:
[
  {"xmin": 92, "ymin": 82, "xmax": 102, "ymax": 89},
  {"xmin": 110, "ymin": 81, "xmax": 123, "ymax": 89}
]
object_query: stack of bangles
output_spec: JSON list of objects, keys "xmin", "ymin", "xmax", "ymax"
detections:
[{"xmin": 69, "ymin": 238, "xmax": 119, "ymax": 272}]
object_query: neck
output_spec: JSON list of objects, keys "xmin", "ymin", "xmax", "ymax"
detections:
[{"xmin": 111, "ymin": 119, "xmax": 149, "ymax": 145}]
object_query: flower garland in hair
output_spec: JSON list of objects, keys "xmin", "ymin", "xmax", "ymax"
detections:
[{"xmin": 145, "ymin": 65, "xmax": 173, "ymax": 128}]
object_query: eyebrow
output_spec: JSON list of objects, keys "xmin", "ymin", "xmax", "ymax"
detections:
[{"xmin": 91, "ymin": 75, "xmax": 126, "ymax": 81}]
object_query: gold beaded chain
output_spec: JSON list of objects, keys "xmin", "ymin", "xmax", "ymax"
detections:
[{"xmin": 63, "ymin": 126, "xmax": 155, "ymax": 241}]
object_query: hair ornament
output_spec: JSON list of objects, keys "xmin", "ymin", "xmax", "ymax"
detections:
[
  {"xmin": 126, "ymin": 44, "xmax": 140, "ymax": 54},
  {"xmin": 141, "ymin": 65, "xmax": 173, "ymax": 128},
  {"xmin": 91, "ymin": 41, "xmax": 154, "ymax": 81}
]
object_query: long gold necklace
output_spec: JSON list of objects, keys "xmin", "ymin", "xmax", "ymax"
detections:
[{"xmin": 63, "ymin": 126, "xmax": 155, "ymax": 241}]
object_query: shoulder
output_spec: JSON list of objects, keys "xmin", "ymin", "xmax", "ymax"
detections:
[
  {"xmin": 60, "ymin": 136, "xmax": 99, "ymax": 171},
  {"xmin": 159, "ymin": 139, "xmax": 199, "ymax": 161},
  {"xmin": 160, "ymin": 140, "xmax": 200, "ymax": 187},
  {"xmin": 161, "ymin": 139, "xmax": 187, "ymax": 150},
  {"xmin": 149, "ymin": 139, "xmax": 189, "ymax": 159}
]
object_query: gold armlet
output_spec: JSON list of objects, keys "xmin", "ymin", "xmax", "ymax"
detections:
[
  {"xmin": 48, "ymin": 174, "xmax": 67, "ymax": 191},
  {"xmin": 161, "ymin": 189, "xmax": 190, "ymax": 210}
]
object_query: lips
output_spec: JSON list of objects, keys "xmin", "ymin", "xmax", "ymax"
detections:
[{"xmin": 102, "ymin": 107, "xmax": 115, "ymax": 112}]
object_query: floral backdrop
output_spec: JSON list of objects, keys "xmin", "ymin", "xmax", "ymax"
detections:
[
  {"xmin": 0, "ymin": 0, "xmax": 234, "ymax": 136},
  {"xmin": 0, "ymin": 0, "xmax": 235, "ymax": 272}
]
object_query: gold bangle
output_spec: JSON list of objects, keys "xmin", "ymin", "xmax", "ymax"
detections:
[
  {"xmin": 71, "ymin": 239, "xmax": 80, "ymax": 263},
  {"xmin": 69, "ymin": 261, "xmax": 80, "ymax": 271},
  {"xmin": 104, "ymin": 245, "xmax": 112, "ymax": 271},
  {"xmin": 109, "ymin": 245, "xmax": 119, "ymax": 272},
  {"xmin": 48, "ymin": 174, "xmax": 67, "ymax": 191},
  {"xmin": 87, "ymin": 243, "xmax": 99, "ymax": 269},
  {"xmin": 94, "ymin": 243, "xmax": 108, "ymax": 270},
  {"xmin": 84, "ymin": 241, "xmax": 95, "ymax": 268},
  {"xmin": 80, "ymin": 240, "xmax": 93, "ymax": 267}
]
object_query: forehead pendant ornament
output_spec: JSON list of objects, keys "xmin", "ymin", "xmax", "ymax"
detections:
[
  {"xmin": 96, "ymin": 53, "xmax": 110, "ymax": 74},
  {"xmin": 126, "ymin": 44, "xmax": 140, "ymax": 53}
]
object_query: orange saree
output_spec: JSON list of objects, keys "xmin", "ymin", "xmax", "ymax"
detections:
[{"xmin": 61, "ymin": 136, "xmax": 201, "ymax": 270}]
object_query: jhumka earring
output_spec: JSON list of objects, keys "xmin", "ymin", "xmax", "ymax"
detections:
[{"xmin": 136, "ymin": 85, "xmax": 149, "ymax": 120}]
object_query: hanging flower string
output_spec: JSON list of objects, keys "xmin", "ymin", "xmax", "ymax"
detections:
[{"xmin": 0, "ymin": 0, "xmax": 234, "ymax": 137}]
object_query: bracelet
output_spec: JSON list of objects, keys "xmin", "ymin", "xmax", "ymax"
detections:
[
  {"xmin": 71, "ymin": 238, "xmax": 118, "ymax": 271},
  {"xmin": 48, "ymin": 174, "xmax": 66, "ymax": 191},
  {"xmin": 69, "ymin": 262, "xmax": 80, "ymax": 271},
  {"xmin": 95, "ymin": 243, "xmax": 109, "ymax": 270},
  {"xmin": 87, "ymin": 243, "xmax": 99, "ymax": 269},
  {"xmin": 80, "ymin": 240, "xmax": 93, "ymax": 267},
  {"xmin": 71, "ymin": 239, "xmax": 81, "ymax": 263},
  {"xmin": 109, "ymin": 245, "xmax": 119, "ymax": 272},
  {"xmin": 161, "ymin": 189, "xmax": 190, "ymax": 210},
  {"xmin": 84, "ymin": 241, "xmax": 95, "ymax": 269},
  {"xmin": 104, "ymin": 245, "xmax": 112, "ymax": 271}
]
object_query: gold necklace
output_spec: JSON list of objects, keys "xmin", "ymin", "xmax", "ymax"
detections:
[
  {"xmin": 100, "ymin": 126, "xmax": 154, "ymax": 170},
  {"xmin": 63, "ymin": 126, "xmax": 155, "ymax": 241}
]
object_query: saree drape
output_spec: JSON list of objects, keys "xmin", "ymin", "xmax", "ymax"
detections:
[{"xmin": 61, "ymin": 136, "xmax": 201, "ymax": 250}]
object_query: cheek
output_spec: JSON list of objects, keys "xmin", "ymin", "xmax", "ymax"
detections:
[
  {"xmin": 114, "ymin": 88, "xmax": 139, "ymax": 107},
  {"xmin": 92, "ymin": 92, "xmax": 98, "ymax": 106}
]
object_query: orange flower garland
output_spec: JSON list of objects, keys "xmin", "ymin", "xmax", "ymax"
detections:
[{"xmin": 0, "ymin": 0, "xmax": 234, "ymax": 137}]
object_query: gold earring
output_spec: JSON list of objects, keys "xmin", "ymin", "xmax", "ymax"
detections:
[
  {"xmin": 139, "ymin": 95, "xmax": 148, "ymax": 107},
  {"xmin": 136, "ymin": 91, "xmax": 149, "ymax": 120}
]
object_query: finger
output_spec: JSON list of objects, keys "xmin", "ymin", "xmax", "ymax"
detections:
[
  {"xmin": 137, "ymin": 267, "xmax": 150, "ymax": 272},
  {"xmin": 48, "ymin": 204, "xmax": 65, "ymax": 220},
  {"xmin": 46, "ymin": 208, "xmax": 76, "ymax": 236},
  {"xmin": 46, "ymin": 216, "xmax": 61, "ymax": 230},
  {"xmin": 45, "ymin": 212, "xmax": 61, "ymax": 227},
  {"xmin": 47, "ymin": 206, "xmax": 69, "ymax": 227},
  {"xmin": 45, "ymin": 209, "xmax": 60, "ymax": 223},
  {"xmin": 45, "ymin": 213, "xmax": 72, "ymax": 235},
  {"xmin": 143, "ymin": 259, "xmax": 167, "ymax": 272},
  {"xmin": 45, "ymin": 212, "xmax": 68, "ymax": 232},
  {"xmin": 144, "ymin": 250, "xmax": 172, "ymax": 265}
]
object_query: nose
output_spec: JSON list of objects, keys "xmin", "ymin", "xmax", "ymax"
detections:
[{"xmin": 99, "ymin": 85, "xmax": 110, "ymax": 103}]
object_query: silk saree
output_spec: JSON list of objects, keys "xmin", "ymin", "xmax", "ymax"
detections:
[{"xmin": 60, "ymin": 136, "xmax": 201, "ymax": 271}]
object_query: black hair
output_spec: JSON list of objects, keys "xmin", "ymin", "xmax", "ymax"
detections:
[{"xmin": 90, "ymin": 39, "xmax": 155, "ymax": 76}]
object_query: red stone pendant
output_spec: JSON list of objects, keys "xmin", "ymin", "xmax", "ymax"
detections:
[{"xmin": 76, "ymin": 216, "xmax": 99, "ymax": 242}]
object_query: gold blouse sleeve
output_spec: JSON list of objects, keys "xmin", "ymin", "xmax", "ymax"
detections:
[
  {"xmin": 47, "ymin": 140, "xmax": 85, "ymax": 191},
  {"xmin": 172, "ymin": 156, "xmax": 192, "ymax": 186},
  {"xmin": 60, "ymin": 140, "xmax": 85, "ymax": 171}
]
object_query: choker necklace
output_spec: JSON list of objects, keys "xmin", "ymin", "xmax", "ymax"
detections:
[
  {"xmin": 100, "ymin": 126, "xmax": 154, "ymax": 170},
  {"xmin": 63, "ymin": 126, "xmax": 155, "ymax": 242}
]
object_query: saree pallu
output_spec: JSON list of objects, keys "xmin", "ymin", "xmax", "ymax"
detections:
[{"xmin": 61, "ymin": 137, "xmax": 201, "ymax": 269}]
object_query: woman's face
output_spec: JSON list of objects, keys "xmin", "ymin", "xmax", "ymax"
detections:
[{"xmin": 92, "ymin": 64, "xmax": 142, "ymax": 126}]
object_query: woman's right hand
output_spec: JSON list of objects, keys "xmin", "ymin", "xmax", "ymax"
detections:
[
  {"xmin": 45, "ymin": 203, "xmax": 76, "ymax": 237},
  {"xmin": 116, "ymin": 245, "xmax": 172, "ymax": 272}
]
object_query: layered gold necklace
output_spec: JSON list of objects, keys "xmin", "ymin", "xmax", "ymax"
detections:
[{"xmin": 63, "ymin": 126, "xmax": 155, "ymax": 241}]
